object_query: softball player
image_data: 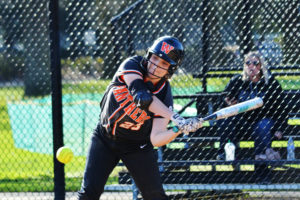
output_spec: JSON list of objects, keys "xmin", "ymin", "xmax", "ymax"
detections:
[{"xmin": 78, "ymin": 36, "xmax": 203, "ymax": 200}]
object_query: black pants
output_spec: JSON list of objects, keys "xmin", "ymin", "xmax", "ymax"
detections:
[{"xmin": 78, "ymin": 127, "xmax": 168, "ymax": 200}]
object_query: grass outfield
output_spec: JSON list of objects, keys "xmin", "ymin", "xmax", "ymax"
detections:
[{"xmin": 0, "ymin": 75, "xmax": 299, "ymax": 192}]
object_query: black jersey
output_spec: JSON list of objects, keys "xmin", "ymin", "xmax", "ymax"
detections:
[{"xmin": 99, "ymin": 56, "xmax": 173, "ymax": 142}]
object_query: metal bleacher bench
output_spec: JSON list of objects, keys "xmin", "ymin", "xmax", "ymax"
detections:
[
  {"xmin": 112, "ymin": 66, "xmax": 300, "ymax": 198},
  {"xmin": 115, "ymin": 87, "xmax": 300, "ymax": 199}
]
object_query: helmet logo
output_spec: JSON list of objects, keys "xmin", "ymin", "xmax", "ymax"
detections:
[{"xmin": 161, "ymin": 42, "xmax": 174, "ymax": 54}]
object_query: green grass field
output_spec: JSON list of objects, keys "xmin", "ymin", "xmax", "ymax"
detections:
[{"xmin": 0, "ymin": 75, "xmax": 299, "ymax": 192}]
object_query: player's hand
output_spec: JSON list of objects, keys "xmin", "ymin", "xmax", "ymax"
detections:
[
  {"xmin": 180, "ymin": 117, "xmax": 203, "ymax": 134},
  {"xmin": 171, "ymin": 114, "xmax": 203, "ymax": 135},
  {"xmin": 171, "ymin": 113, "xmax": 186, "ymax": 127},
  {"xmin": 133, "ymin": 90, "xmax": 153, "ymax": 110},
  {"xmin": 225, "ymin": 97, "xmax": 237, "ymax": 106},
  {"xmin": 171, "ymin": 113, "xmax": 189, "ymax": 134},
  {"xmin": 189, "ymin": 117, "xmax": 204, "ymax": 130}
]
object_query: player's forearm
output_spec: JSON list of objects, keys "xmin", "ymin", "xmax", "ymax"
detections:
[
  {"xmin": 148, "ymin": 96, "xmax": 175, "ymax": 120},
  {"xmin": 150, "ymin": 129, "xmax": 181, "ymax": 147}
]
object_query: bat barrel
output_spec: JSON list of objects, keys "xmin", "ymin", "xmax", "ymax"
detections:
[
  {"xmin": 215, "ymin": 97, "xmax": 263, "ymax": 120},
  {"xmin": 198, "ymin": 97, "xmax": 263, "ymax": 122}
]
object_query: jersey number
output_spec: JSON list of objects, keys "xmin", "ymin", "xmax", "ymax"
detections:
[{"xmin": 119, "ymin": 122, "xmax": 142, "ymax": 131}]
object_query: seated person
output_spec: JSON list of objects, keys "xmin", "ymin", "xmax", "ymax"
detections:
[{"xmin": 216, "ymin": 51, "xmax": 286, "ymax": 161}]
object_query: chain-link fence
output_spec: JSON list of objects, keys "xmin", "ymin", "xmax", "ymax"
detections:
[{"xmin": 1, "ymin": 0, "xmax": 300, "ymax": 199}]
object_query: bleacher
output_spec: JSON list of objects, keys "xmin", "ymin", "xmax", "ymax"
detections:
[{"xmin": 117, "ymin": 78, "xmax": 300, "ymax": 199}]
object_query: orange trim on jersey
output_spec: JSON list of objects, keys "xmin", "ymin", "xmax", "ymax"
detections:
[
  {"xmin": 107, "ymin": 105, "xmax": 124, "ymax": 129},
  {"xmin": 112, "ymin": 112, "xmax": 127, "ymax": 135},
  {"xmin": 107, "ymin": 104, "xmax": 126, "ymax": 132},
  {"xmin": 118, "ymin": 75, "xmax": 125, "ymax": 83},
  {"xmin": 153, "ymin": 82, "xmax": 166, "ymax": 94},
  {"xmin": 107, "ymin": 86, "xmax": 131, "ymax": 132},
  {"xmin": 108, "ymin": 100, "xmax": 126, "ymax": 120}
]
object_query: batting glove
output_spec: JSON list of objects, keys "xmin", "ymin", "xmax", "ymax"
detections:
[
  {"xmin": 171, "ymin": 113, "xmax": 186, "ymax": 127},
  {"xmin": 171, "ymin": 113, "xmax": 189, "ymax": 134},
  {"xmin": 179, "ymin": 117, "xmax": 203, "ymax": 135},
  {"xmin": 189, "ymin": 117, "xmax": 204, "ymax": 130}
]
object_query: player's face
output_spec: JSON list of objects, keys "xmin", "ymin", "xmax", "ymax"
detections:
[
  {"xmin": 244, "ymin": 56, "xmax": 261, "ymax": 82},
  {"xmin": 147, "ymin": 54, "xmax": 170, "ymax": 79}
]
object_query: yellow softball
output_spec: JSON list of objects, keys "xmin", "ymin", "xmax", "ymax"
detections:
[{"xmin": 56, "ymin": 146, "xmax": 74, "ymax": 164}]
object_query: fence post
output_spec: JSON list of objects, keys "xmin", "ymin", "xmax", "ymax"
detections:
[
  {"xmin": 201, "ymin": 0, "xmax": 210, "ymax": 93},
  {"xmin": 49, "ymin": 0, "xmax": 65, "ymax": 199}
]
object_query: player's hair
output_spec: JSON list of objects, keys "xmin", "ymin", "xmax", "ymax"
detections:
[{"xmin": 242, "ymin": 51, "xmax": 270, "ymax": 84}]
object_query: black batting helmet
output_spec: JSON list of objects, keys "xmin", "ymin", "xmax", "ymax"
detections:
[{"xmin": 146, "ymin": 36, "xmax": 184, "ymax": 78}]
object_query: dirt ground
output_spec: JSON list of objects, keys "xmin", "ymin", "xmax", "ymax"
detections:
[{"xmin": 1, "ymin": 191, "xmax": 300, "ymax": 200}]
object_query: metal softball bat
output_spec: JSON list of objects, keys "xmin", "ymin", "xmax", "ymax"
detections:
[{"xmin": 202, "ymin": 97, "xmax": 263, "ymax": 121}]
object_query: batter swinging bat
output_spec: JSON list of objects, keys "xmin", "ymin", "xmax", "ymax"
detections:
[{"xmin": 202, "ymin": 97, "xmax": 263, "ymax": 121}]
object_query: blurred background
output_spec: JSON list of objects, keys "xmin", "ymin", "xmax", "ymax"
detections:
[{"xmin": 0, "ymin": 0, "xmax": 299, "ymax": 199}]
